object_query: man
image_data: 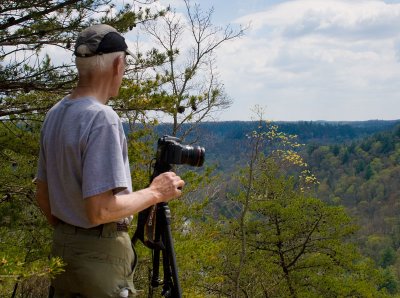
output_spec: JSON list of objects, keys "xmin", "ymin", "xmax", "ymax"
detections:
[{"xmin": 36, "ymin": 24, "xmax": 185, "ymax": 297}]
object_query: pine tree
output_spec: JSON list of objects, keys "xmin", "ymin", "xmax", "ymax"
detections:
[{"xmin": 0, "ymin": 1, "xmax": 164, "ymax": 296}]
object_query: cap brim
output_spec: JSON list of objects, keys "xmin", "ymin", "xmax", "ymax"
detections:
[{"xmin": 125, "ymin": 48, "xmax": 135, "ymax": 58}]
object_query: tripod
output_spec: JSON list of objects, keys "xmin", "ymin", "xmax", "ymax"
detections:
[{"xmin": 132, "ymin": 161, "xmax": 182, "ymax": 298}]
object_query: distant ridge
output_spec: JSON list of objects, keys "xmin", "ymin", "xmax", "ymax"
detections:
[
  {"xmin": 153, "ymin": 119, "xmax": 400, "ymax": 142},
  {"xmin": 139, "ymin": 120, "xmax": 399, "ymax": 171}
]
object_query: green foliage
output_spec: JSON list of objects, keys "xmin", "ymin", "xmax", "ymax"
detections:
[
  {"xmin": 381, "ymin": 247, "xmax": 397, "ymax": 269},
  {"xmin": 226, "ymin": 158, "xmax": 387, "ymax": 297},
  {"xmin": 1, "ymin": 0, "xmax": 168, "ymax": 129},
  {"xmin": 213, "ymin": 119, "xmax": 391, "ymax": 297},
  {"xmin": 380, "ymin": 267, "xmax": 399, "ymax": 295},
  {"xmin": 0, "ymin": 119, "xmax": 66, "ymax": 296},
  {"xmin": 304, "ymin": 125, "xmax": 400, "ymax": 266},
  {"xmin": 126, "ymin": 123, "xmax": 158, "ymax": 191},
  {"xmin": 174, "ymin": 218, "xmax": 227, "ymax": 297}
]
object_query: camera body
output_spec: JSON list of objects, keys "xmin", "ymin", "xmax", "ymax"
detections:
[{"xmin": 156, "ymin": 135, "xmax": 205, "ymax": 167}]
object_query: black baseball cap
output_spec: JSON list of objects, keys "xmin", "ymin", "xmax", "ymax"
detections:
[{"xmin": 74, "ymin": 24, "xmax": 134, "ymax": 57}]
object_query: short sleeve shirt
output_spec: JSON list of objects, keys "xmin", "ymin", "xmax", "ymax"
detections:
[{"xmin": 37, "ymin": 96, "xmax": 133, "ymax": 228}]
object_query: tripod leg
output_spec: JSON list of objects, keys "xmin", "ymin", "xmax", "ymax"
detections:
[
  {"xmin": 151, "ymin": 249, "xmax": 163, "ymax": 288},
  {"xmin": 159, "ymin": 204, "xmax": 182, "ymax": 298},
  {"xmin": 150, "ymin": 211, "xmax": 163, "ymax": 295},
  {"xmin": 161, "ymin": 247, "xmax": 173, "ymax": 297}
]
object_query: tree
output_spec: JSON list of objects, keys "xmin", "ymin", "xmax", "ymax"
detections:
[
  {"xmin": 0, "ymin": 1, "xmax": 165, "ymax": 296},
  {"xmin": 0, "ymin": 0, "xmax": 162, "ymax": 97},
  {"xmin": 134, "ymin": 0, "xmax": 245, "ymax": 137},
  {"xmin": 0, "ymin": 119, "xmax": 65, "ymax": 297},
  {"xmin": 381, "ymin": 247, "xmax": 397, "ymax": 269},
  {"xmin": 219, "ymin": 118, "xmax": 389, "ymax": 297}
]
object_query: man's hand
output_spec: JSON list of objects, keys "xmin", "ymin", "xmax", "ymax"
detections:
[{"xmin": 149, "ymin": 172, "xmax": 185, "ymax": 204}]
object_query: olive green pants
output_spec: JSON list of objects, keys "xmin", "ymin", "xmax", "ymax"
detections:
[{"xmin": 51, "ymin": 222, "xmax": 137, "ymax": 298}]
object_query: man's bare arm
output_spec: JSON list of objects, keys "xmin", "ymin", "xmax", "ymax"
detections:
[
  {"xmin": 36, "ymin": 179, "xmax": 59, "ymax": 226},
  {"xmin": 85, "ymin": 171, "xmax": 185, "ymax": 226}
]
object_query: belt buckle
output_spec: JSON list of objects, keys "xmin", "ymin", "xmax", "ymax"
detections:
[{"xmin": 116, "ymin": 222, "xmax": 128, "ymax": 232}]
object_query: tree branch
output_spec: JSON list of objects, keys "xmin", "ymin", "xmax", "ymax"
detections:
[{"xmin": 0, "ymin": 0, "xmax": 81, "ymax": 31}]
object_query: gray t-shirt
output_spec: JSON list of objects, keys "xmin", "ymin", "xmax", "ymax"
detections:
[{"xmin": 37, "ymin": 96, "xmax": 133, "ymax": 228}]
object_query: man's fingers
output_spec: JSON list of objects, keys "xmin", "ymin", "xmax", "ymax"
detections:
[
  {"xmin": 151, "ymin": 172, "xmax": 185, "ymax": 200},
  {"xmin": 176, "ymin": 179, "xmax": 185, "ymax": 190}
]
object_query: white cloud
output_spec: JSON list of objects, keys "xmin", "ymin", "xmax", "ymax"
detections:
[
  {"xmin": 237, "ymin": 0, "xmax": 400, "ymax": 38},
  {"xmin": 214, "ymin": 0, "xmax": 400, "ymax": 120}
]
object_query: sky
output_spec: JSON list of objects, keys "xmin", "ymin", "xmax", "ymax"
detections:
[
  {"xmin": 34, "ymin": 0, "xmax": 400, "ymax": 121},
  {"xmin": 155, "ymin": 0, "xmax": 400, "ymax": 121}
]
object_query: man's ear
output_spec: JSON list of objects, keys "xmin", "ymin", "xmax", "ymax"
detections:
[{"xmin": 113, "ymin": 55, "xmax": 124, "ymax": 75}]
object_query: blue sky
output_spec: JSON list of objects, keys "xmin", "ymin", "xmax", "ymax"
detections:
[{"xmin": 157, "ymin": 0, "xmax": 400, "ymax": 121}]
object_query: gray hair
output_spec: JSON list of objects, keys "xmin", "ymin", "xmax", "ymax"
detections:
[{"xmin": 75, "ymin": 45, "xmax": 124, "ymax": 76}]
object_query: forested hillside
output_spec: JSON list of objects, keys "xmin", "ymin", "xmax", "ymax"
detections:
[
  {"xmin": 172, "ymin": 119, "xmax": 400, "ymax": 293},
  {"xmin": 185, "ymin": 120, "xmax": 400, "ymax": 261},
  {"xmin": 305, "ymin": 123, "xmax": 400, "ymax": 269}
]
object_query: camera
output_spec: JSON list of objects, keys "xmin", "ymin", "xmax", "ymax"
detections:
[{"xmin": 156, "ymin": 135, "xmax": 205, "ymax": 167}]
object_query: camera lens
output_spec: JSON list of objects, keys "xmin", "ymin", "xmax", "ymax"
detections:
[{"xmin": 181, "ymin": 145, "xmax": 205, "ymax": 167}]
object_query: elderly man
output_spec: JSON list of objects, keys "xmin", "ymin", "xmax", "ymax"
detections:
[{"xmin": 36, "ymin": 24, "xmax": 185, "ymax": 297}]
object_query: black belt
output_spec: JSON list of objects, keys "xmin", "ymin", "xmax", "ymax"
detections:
[
  {"xmin": 61, "ymin": 221, "xmax": 128, "ymax": 233},
  {"xmin": 85, "ymin": 222, "xmax": 128, "ymax": 232}
]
